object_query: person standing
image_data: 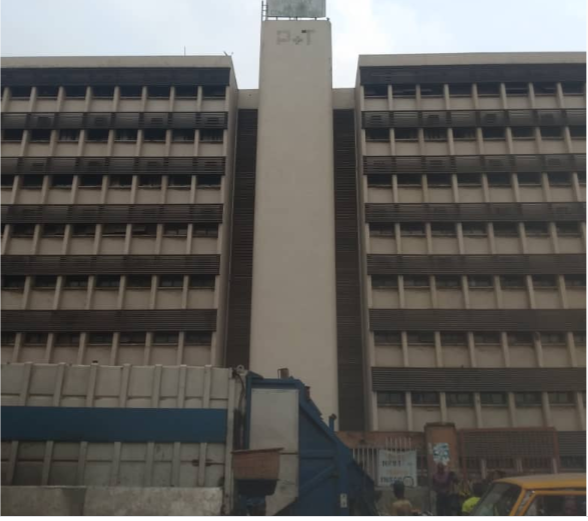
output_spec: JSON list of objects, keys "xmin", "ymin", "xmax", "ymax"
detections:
[
  {"xmin": 389, "ymin": 481, "xmax": 414, "ymax": 516},
  {"xmin": 462, "ymin": 482, "xmax": 484, "ymax": 515},
  {"xmin": 432, "ymin": 462, "xmax": 453, "ymax": 515}
]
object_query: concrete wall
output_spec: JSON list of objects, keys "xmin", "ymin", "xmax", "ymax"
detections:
[{"xmin": 249, "ymin": 20, "xmax": 338, "ymax": 419}]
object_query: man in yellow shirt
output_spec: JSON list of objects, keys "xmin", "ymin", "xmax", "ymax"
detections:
[
  {"xmin": 462, "ymin": 482, "xmax": 485, "ymax": 515},
  {"xmin": 390, "ymin": 481, "xmax": 414, "ymax": 516}
]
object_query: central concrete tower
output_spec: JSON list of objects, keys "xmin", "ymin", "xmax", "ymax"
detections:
[{"xmin": 249, "ymin": 19, "xmax": 339, "ymax": 419}]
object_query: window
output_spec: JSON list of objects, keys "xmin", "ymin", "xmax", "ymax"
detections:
[
  {"xmin": 12, "ymin": 224, "xmax": 36, "ymax": 237},
  {"xmin": 557, "ymin": 222, "xmax": 581, "ymax": 237},
  {"xmin": 51, "ymin": 174, "xmax": 74, "ymax": 188},
  {"xmin": 440, "ymin": 332, "xmax": 466, "ymax": 346},
  {"xmin": 525, "ymin": 222, "xmax": 549, "ymax": 237},
  {"xmin": 86, "ymin": 129, "xmax": 109, "ymax": 142},
  {"xmin": 377, "ymin": 392, "xmax": 406, "ymax": 406},
  {"xmin": 533, "ymin": 82, "xmax": 557, "ymax": 95},
  {"xmin": 570, "ymin": 126, "xmax": 587, "ymax": 139},
  {"xmin": 428, "ymin": 174, "xmax": 452, "ymax": 187},
  {"xmin": 573, "ymin": 332, "xmax": 586, "ymax": 346},
  {"xmin": 64, "ymin": 85, "xmax": 86, "ymax": 98},
  {"xmin": 127, "ymin": 275, "xmax": 152, "ymax": 289},
  {"xmin": 525, "ymin": 494, "xmax": 585, "ymax": 516},
  {"xmin": 185, "ymin": 331, "xmax": 212, "ymax": 345},
  {"xmin": 1, "ymin": 332, "xmax": 16, "ymax": 346},
  {"xmin": 401, "ymin": 223, "xmax": 426, "ymax": 237},
  {"xmin": 482, "ymin": 127, "xmax": 506, "ymax": 140},
  {"xmin": 541, "ymin": 333, "xmax": 566, "ymax": 345},
  {"xmin": 508, "ymin": 333, "xmax": 533, "ymax": 346},
  {"xmin": 562, "ymin": 82, "xmax": 585, "ymax": 95},
  {"xmin": 517, "ymin": 172, "xmax": 541, "ymax": 186},
  {"xmin": 420, "ymin": 84, "xmax": 444, "ymax": 97},
  {"xmin": 200, "ymin": 129, "xmax": 224, "ymax": 143},
  {"xmin": 565, "ymin": 275, "xmax": 586, "ymax": 288},
  {"xmin": 462, "ymin": 223, "xmax": 487, "ymax": 237},
  {"xmin": 119, "ymin": 332, "xmax": 146, "ymax": 345},
  {"xmin": 449, "ymin": 84, "xmax": 471, "ymax": 97},
  {"xmin": 577, "ymin": 172, "xmax": 586, "ymax": 185},
  {"xmin": 372, "ymin": 275, "xmax": 398, "ymax": 289},
  {"xmin": 480, "ymin": 392, "xmax": 507, "ymax": 406},
  {"xmin": 474, "ymin": 332, "xmax": 500, "ymax": 345},
  {"xmin": 515, "ymin": 392, "xmax": 542, "ymax": 406},
  {"xmin": 397, "ymin": 174, "xmax": 421, "ymax": 187},
  {"xmin": 374, "ymin": 332, "xmax": 401, "ymax": 345},
  {"xmin": 55, "ymin": 333, "xmax": 80, "ymax": 346},
  {"xmin": 169, "ymin": 174, "xmax": 192, "ymax": 187},
  {"xmin": 202, "ymin": 85, "xmax": 226, "ymax": 99},
  {"xmin": 33, "ymin": 275, "xmax": 57, "ymax": 289},
  {"xmin": 3, "ymin": 129, "xmax": 24, "ymax": 142},
  {"xmin": 88, "ymin": 333, "xmax": 113, "ymax": 345},
  {"xmin": 469, "ymin": 276, "xmax": 493, "ymax": 289},
  {"xmin": 453, "ymin": 127, "xmax": 476, "ymax": 141},
  {"xmin": 549, "ymin": 392, "xmax": 575, "ymax": 406},
  {"xmin": 37, "ymin": 86, "xmax": 59, "ymax": 98},
  {"xmin": 1, "ymin": 175, "xmax": 15, "ymax": 188},
  {"xmin": 367, "ymin": 174, "xmax": 391, "ymax": 187},
  {"xmin": 532, "ymin": 275, "xmax": 557, "ymax": 289},
  {"xmin": 143, "ymin": 129, "xmax": 166, "ymax": 142},
  {"xmin": 96, "ymin": 275, "xmax": 120, "ymax": 289},
  {"xmin": 92, "ymin": 86, "xmax": 115, "ymax": 98},
  {"xmin": 511, "ymin": 127, "xmax": 534, "ymax": 140},
  {"xmin": 365, "ymin": 128, "xmax": 389, "ymax": 142},
  {"xmin": 548, "ymin": 172, "xmax": 571, "ymax": 186},
  {"xmin": 24, "ymin": 332, "xmax": 48, "ymax": 346},
  {"xmin": 457, "ymin": 173, "xmax": 481, "ymax": 186},
  {"xmin": 64, "ymin": 276, "xmax": 88, "ymax": 289},
  {"xmin": 163, "ymin": 223, "xmax": 188, "ymax": 237},
  {"xmin": 395, "ymin": 128, "xmax": 418, "ymax": 141},
  {"xmin": 364, "ymin": 84, "xmax": 387, "ymax": 98},
  {"xmin": 138, "ymin": 174, "xmax": 162, "ymax": 188},
  {"xmin": 159, "ymin": 275, "xmax": 184, "ymax": 288},
  {"xmin": 392, "ymin": 84, "xmax": 416, "ymax": 98},
  {"xmin": 477, "ymin": 83, "xmax": 500, "ymax": 97},
  {"xmin": 412, "ymin": 392, "xmax": 439, "ymax": 405},
  {"xmin": 175, "ymin": 86, "xmax": 198, "ymax": 98},
  {"xmin": 172, "ymin": 129, "xmax": 195, "ymax": 143},
  {"xmin": 72, "ymin": 224, "xmax": 95, "ymax": 237},
  {"xmin": 147, "ymin": 86, "xmax": 170, "ymax": 98},
  {"xmin": 493, "ymin": 223, "xmax": 519, "ymax": 237},
  {"xmin": 119, "ymin": 86, "xmax": 143, "ymax": 99},
  {"xmin": 505, "ymin": 83, "xmax": 529, "ymax": 96},
  {"xmin": 79, "ymin": 174, "xmax": 103, "ymax": 188},
  {"xmin": 447, "ymin": 392, "xmax": 473, "ymax": 406},
  {"xmin": 500, "ymin": 276, "xmax": 526, "ymax": 290},
  {"xmin": 114, "ymin": 129, "xmax": 138, "ymax": 142},
  {"xmin": 10, "ymin": 86, "xmax": 32, "ymax": 98},
  {"xmin": 42, "ymin": 224, "xmax": 66, "ymax": 237},
  {"xmin": 153, "ymin": 332, "xmax": 179, "ymax": 345},
  {"xmin": 431, "ymin": 223, "xmax": 456, "ymax": 237},
  {"xmin": 30, "ymin": 129, "xmax": 52, "ymax": 142},
  {"xmin": 58, "ymin": 129, "xmax": 80, "ymax": 142},
  {"xmin": 198, "ymin": 174, "xmax": 222, "ymax": 188},
  {"xmin": 189, "ymin": 275, "xmax": 215, "ymax": 289},
  {"xmin": 424, "ymin": 128, "xmax": 447, "ymax": 141},
  {"xmin": 110, "ymin": 175, "xmax": 133, "ymax": 188},
  {"xmin": 132, "ymin": 224, "xmax": 157, "ymax": 237},
  {"xmin": 407, "ymin": 332, "xmax": 434, "ymax": 345},
  {"xmin": 436, "ymin": 276, "xmax": 461, "ymax": 289},
  {"xmin": 193, "ymin": 224, "xmax": 219, "ymax": 237},
  {"xmin": 487, "ymin": 172, "xmax": 511, "ymax": 187},
  {"xmin": 102, "ymin": 224, "xmax": 127, "ymax": 237},
  {"xmin": 2, "ymin": 276, "xmax": 26, "ymax": 290},
  {"xmin": 540, "ymin": 127, "xmax": 563, "ymax": 139}
]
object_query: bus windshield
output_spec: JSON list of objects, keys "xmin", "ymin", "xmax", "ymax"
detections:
[{"xmin": 473, "ymin": 482, "xmax": 522, "ymax": 516}]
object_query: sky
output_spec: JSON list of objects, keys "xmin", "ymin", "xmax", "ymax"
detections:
[{"xmin": 1, "ymin": 0, "xmax": 586, "ymax": 88}]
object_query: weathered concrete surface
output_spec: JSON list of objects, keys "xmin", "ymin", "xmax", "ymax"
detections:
[{"xmin": 2, "ymin": 486, "xmax": 224, "ymax": 516}]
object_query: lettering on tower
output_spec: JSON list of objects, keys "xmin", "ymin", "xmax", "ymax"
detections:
[{"xmin": 277, "ymin": 30, "xmax": 315, "ymax": 45}]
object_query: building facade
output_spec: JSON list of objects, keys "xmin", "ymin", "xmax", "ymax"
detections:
[{"xmin": 1, "ymin": 18, "xmax": 586, "ymax": 471}]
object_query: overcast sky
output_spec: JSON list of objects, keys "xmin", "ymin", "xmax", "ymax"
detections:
[{"xmin": 2, "ymin": 0, "xmax": 586, "ymax": 88}]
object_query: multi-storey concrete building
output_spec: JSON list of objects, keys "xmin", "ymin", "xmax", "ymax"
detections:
[{"xmin": 1, "ymin": 11, "xmax": 586, "ymax": 482}]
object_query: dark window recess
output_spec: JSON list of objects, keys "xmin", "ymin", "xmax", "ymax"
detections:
[
  {"xmin": 447, "ymin": 392, "xmax": 474, "ymax": 406},
  {"xmin": 428, "ymin": 174, "xmax": 452, "ymax": 187},
  {"xmin": 457, "ymin": 173, "xmax": 481, "ymax": 186},
  {"xmin": 395, "ymin": 128, "xmax": 418, "ymax": 141},
  {"xmin": 412, "ymin": 392, "xmax": 439, "ymax": 405},
  {"xmin": 574, "ymin": 332, "xmax": 586, "ymax": 346},
  {"xmin": 119, "ymin": 332, "xmax": 146, "ymax": 345},
  {"xmin": 55, "ymin": 333, "xmax": 81, "ymax": 346},
  {"xmin": 42, "ymin": 224, "xmax": 66, "ymax": 237},
  {"xmin": 392, "ymin": 84, "xmax": 416, "ymax": 97},
  {"xmin": 404, "ymin": 276, "xmax": 430, "ymax": 288},
  {"xmin": 24, "ymin": 332, "xmax": 49, "ymax": 345},
  {"xmin": 511, "ymin": 127, "xmax": 534, "ymax": 139},
  {"xmin": 500, "ymin": 276, "xmax": 526, "ymax": 289},
  {"xmin": 153, "ymin": 332, "xmax": 179, "ymax": 345},
  {"xmin": 542, "ymin": 333, "xmax": 566, "ymax": 345},
  {"xmin": 172, "ymin": 129, "xmax": 195, "ymax": 143},
  {"xmin": 462, "ymin": 223, "xmax": 488, "ymax": 237},
  {"xmin": 30, "ymin": 129, "xmax": 52, "ymax": 142},
  {"xmin": 127, "ymin": 275, "xmax": 153, "ymax": 289},
  {"xmin": 10, "ymin": 86, "xmax": 32, "ymax": 98},
  {"xmin": 377, "ymin": 392, "xmax": 406, "ymax": 406},
  {"xmin": 370, "ymin": 224, "xmax": 394, "ymax": 237},
  {"xmin": 525, "ymin": 222, "xmax": 549, "ymax": 237},
  {"xmin": 565, "ymin": 275, "xmax": 586, "ymax": 288},
  {"xmin": 508, "ymin": 332, "xmax": 533, "ymax": 346},
  {"xmin": 477, "ymin": 83, "xmax": 500, "ymax": 97},
  {"xmin": 440, "ymin": 332, "xmax": 467, "ymax": 346},
  {"xmin": 374, "ymin": 332, "xmax": 401, "ymax": 345},
  {"xmin": 367, "ymin": 174, "xmax": 391, "ymax": 187},
  {"xmin": 58, "ymin": 129, "xmax": 80, "ymax": 142},
  {"xmin": 365, "ymin": 128, "xmax": 390, "ymax": 142},
  {"xmin": 482, "ymin": 127, "xmax": 506, "ymax": 140},
  {"xmin": 364, "ymin": 84, "xmax": 388, "ymax": 98},
  {"xmin": 517, "ymin": 172, "xmax": 542, "ymax": 186},
  {"xmin": 401, "ymin": 223, "xmax": 426, "ymax": 237},
  {"xmin": 34, "ymin": 275, "xmax": 57, "ymax": 289},
  {"xmin": 469, "ymin": 275, "xmax": 493, "ymax": 289},
  {"xmin": 185, "ymin": 331, "xmax": 212, "ymax": 345},
  {"xmin": 577, "ymin": 172, "xmax": 586, "ymax": 185},
  {"xmin": 449, "ymin": 83, "xmax": 471, "ymax": 96},
  {"xmin": 169, "ymin": 174, "xmax": 193, "ymax": 187},
  {"xmin": 92, "ymin": 86, "xmax": 115, "ymax": 98},
  {"xmin": 505, "ymin": 83, "xmax": 529, "ymax": 96},
  {"xmin": 12, "ymin": 224, "xmax": 36, "ymax": 237},
  {"xmin": 202, "ymin": 85, "xmax": 226, "ymax": 99},
  {"xmin": 2, "ymin": 276, "xmax": 26, "ymax": 289},
  {"xmin": 372, "ymin": 275, "xmax": 398, "ymax": 289},
  {"xmin": 549, "ymin": 392, "xmax": 575, "ymax": 405},
  {"xmin": 548, "ymin": 172, "xmax": 571, "ymax": 186},
  {"xmin": 132, "ymin": 223, "xmax": 157, "ymax": 237},
  {"xmin": 562, "ymin": 82, "xmax": 585, "ymax": 95},
  {"xmin": 424, "ymin": 128, "xmax": 447, "ymax": 141},
  {"xmin": 37, "ymin": 86, "xmax": 59, "ymax": 98},
  {"xmin": 453, "ymin": 127, "xmax": 476, "ymax": 141},
  {"xmin": 435, "ymin": 276, "xmax": 461, "ymax": 289},
  {"xmin": 175, "ymin": 86, "xmax": 198, "ymax": 98},
  {"xmin": 397, "ymin": 174, "xmax": 421, "ymax": 186},
  {"xmin": 147, "ymin": 86, "xmax": 170, "ymax": 98},
  {"xmin": 64, "ymin": 276, "xmax": 88, "ymax": 289},
  {"xmin": 1, "ymin": 175, "xmax": 15, "ymax": 187},
  {"xmin": 431, "ymin": 223, "xmax": 456, "ymax": 236},
  {"xmin": 64, "ymin": 85, "xmax": 87, "ymax": 99},
  {"xmin": 198, "ymin": 174, "xmax": 222, "ymax": 188},
  {"xmin": 143, "ymin": 129, "xmax": 166, "ymax": 142},
  {"xmin": 556, "ymin": 222, "xmax": 580, "ymax": 236},
  {"xmin": 96, "ymin": 275, "xmax": 120, "ymax": 289},
  {"xmin": 102, "ymin": 223, "xmax": 127, "ymax": 236},
  {"xmin": 480, "ymin": 392, "xmax": 507, "ymax": 406},
  {"xmin": 86, "ymin": 129, "xmax": 109, "ymax": 142},
  {"xmin": 420, "ymin": 84, "xmax": 444, "ymax": 97},
  {"xmin": 533, "ymin": 82, "xmax": 557, "ymax": 95},
  {"xmin": 138, "ymin": 174, "xmax": 162, "ymax": 188},
  {"xmin": 487, "ymin": 172, "xmax": 511, "ymax": 187},
  {"xmin": 540, "ymin": 127, "xmax": 563, "ymax": 139},
  {"xmin": 72, "ymin": 224, "xmax": 95, "ymax": 237},
  {"xmin": 3, "ymin": 129, "xmax": 24, "ymax": 142},
  {"xmin": 474, "ymin": 332, "xmax": 500, "ymax": 345},
  {"xmin": 163, "ymin": 223, "xmax": 188, "ymax": 237},
  {"xmin": 200, "ymin": 129, "xmax": 224, "ymax": 143},
  {"xmin": 515, "ymin": 392, "xmax": 542, "ymax": 406},
  {"xmin": 159, "ymin": 275, "xmax": 184, "ymax": 288},
  {"xmin": 493, "ymin": 222, "xmax": 518, "ymax": 237},
  {"xmin": 119, "ymin": 86, "xmax": 143, "ymax": 99},
  {"xmin": 88, "ymin": 333, "xmax": 113, "ymax": 345},
  {"xmin": 51, "ymin": 174, "xmax": 74, "ymax": 188},
  {"xmin": 570, "ymin": 126, "xmax": 587, "ymax": 138},
  {"xmin": 1, "ymin": 332, "xmax": 16, "ymax": 346},
  {"xmin": 110, "ymin": 175, "xmax": 133, "ymax": 188},
  {"xmin": 189, "ymin": 275, "xmax": 216, "ymax": 289},
  {"xmin": 193, "ymin": 224, "xmax": 219, "ymax": 237},
  {"xmin": 79, "ymin": 174, "xmax": 103, "ymax": 187},
  {"xmin": 115, "ymin": 129, "xmax": 138, "ymax": 142}
]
